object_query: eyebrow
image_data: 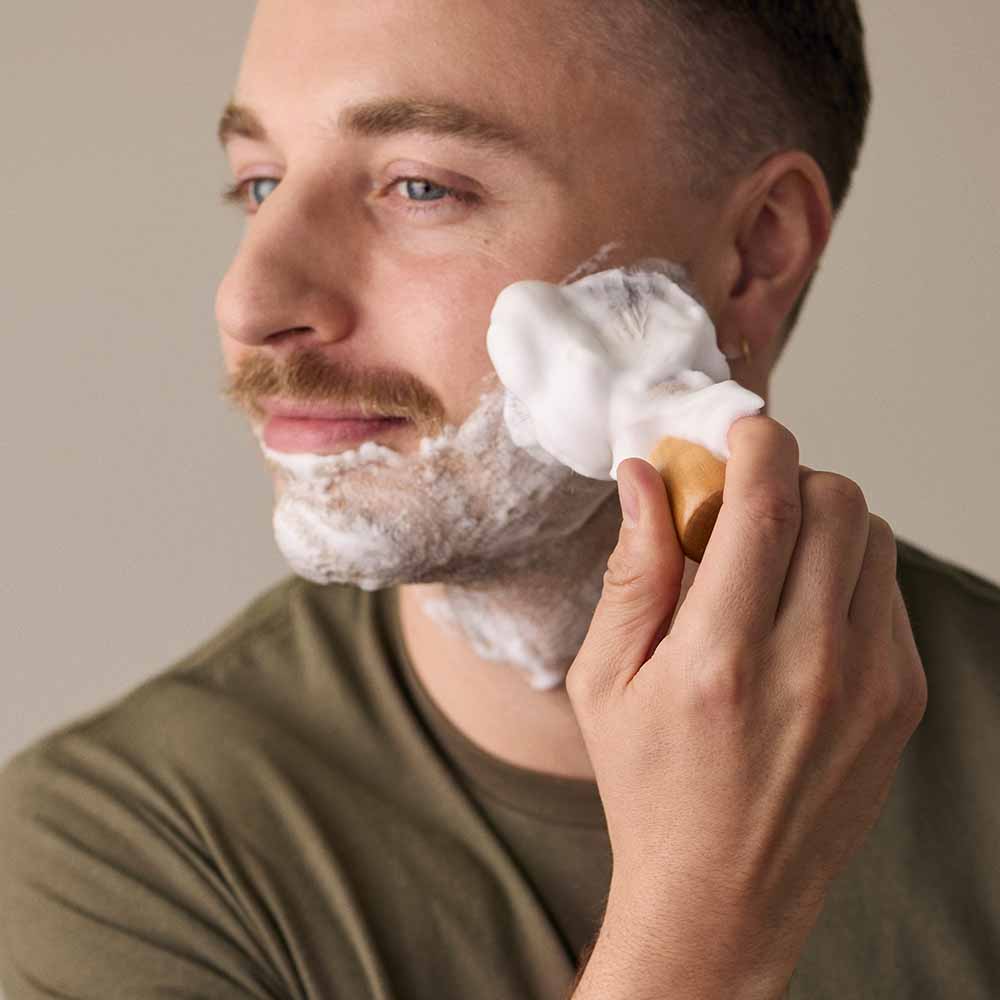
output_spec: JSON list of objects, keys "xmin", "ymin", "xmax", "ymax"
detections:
[{"xmin": 217, "ymin": 96, "xmax": 531, "ymax": 156}]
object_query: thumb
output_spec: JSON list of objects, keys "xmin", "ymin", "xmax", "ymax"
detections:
[{"xmin": 569, "ymin": 458, "xmax": 686, "ymax": 701}]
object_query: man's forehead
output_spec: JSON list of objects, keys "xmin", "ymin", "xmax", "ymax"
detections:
[{"xmin": 237, "ymin": 0, "xmax": 650, "ymax": 148}]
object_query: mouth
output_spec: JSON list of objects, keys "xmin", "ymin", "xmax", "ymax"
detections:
[
  {"xmin": 261, "ymin": 414, "xmax": 411, "ymax": 454},
  {"xmin": 258, "ymin": 400, "xmax": 411, "ymax": 454}
]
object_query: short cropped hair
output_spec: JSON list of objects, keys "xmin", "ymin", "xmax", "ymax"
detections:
[{"xmin": 583, "ymin": 1, "xmax": 872, "ymax": 345}]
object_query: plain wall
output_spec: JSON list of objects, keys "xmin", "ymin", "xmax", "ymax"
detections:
[{"xmin": 2, "ymin": 2, "xmax": 998, "ymax": 769}]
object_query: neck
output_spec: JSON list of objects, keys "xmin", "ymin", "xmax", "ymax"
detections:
[{"xmin": 398, "ymin": 491, "xmax": 698, "ymax": 780}]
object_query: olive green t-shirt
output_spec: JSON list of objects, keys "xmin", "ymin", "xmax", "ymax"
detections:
[{"xmin": 1, "ymin": 538, "xmax": 998, "ymax": 998}]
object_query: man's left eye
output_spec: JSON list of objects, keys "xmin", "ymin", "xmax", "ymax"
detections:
[
  {"xmin": 388, "ymin": 176, "xmax": 480, "ymax": 212},
  {"xmin": 397, "ymin": 178, "xmax": 450, "ymax": 201}
]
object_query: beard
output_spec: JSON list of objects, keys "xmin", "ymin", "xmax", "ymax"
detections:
[{"xmin": 255, "ymin": 382, "xmax": 616, "ymax": 593}]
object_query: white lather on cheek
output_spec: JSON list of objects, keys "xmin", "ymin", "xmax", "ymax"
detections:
[
  {"xmin": 486, "ymin": 259, "xmax": 765, "ymax": 480},
  {"xmin": 252, "ymin": 387, "xmax": 607, "ymax": 587},
  {"xmin": 251, "ymin": 257, "xmax": 760, "ymax": 691}
]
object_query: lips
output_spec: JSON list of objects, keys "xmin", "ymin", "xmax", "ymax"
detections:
[{"xmin": 259, "ymin": 400, "xmax": 409, "ymax": 453}]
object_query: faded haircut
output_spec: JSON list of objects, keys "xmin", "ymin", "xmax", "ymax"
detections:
[{"xmin": 582, "ymin": 0, "xmax": 872, "ymax": 349}]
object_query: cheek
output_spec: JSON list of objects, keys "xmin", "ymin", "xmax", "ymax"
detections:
[
  {"xmin": 218, "ymin": 335, "xmax": 255, "ymax": 398},
  {"xmin": 218, "ymin": 330, "xmax": 240, "ymax": 371},
  {"xmin": 377, "ymin": 260, "xmax": 517, "ymax": 419}
]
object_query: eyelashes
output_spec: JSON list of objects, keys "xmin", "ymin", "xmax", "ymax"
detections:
[
  {"xmin": 220, "ymin": 175, "xmax": 481, "ymax": 218},
  {"xmin": 221, "ymin": 177, "xmax": 276, "ymax": 210}
]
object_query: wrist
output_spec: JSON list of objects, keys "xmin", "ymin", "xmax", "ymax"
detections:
[{"xmin": 571, "ymin": 879, "xmax": 796, "ymax": 1000}]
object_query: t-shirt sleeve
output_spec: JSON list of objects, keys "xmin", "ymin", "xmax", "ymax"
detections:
[{"xmin": 0, "ymin": 734, "xmax": 292, "ymax": 1000}]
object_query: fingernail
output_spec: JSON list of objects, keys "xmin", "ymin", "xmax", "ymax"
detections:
[{"xmin": 619, "ymin": 474, "xmax": 640, "ymax": 527}]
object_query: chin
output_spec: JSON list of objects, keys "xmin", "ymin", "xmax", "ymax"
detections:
[{"xmin": 262, "ymin": 386, "xmax": 615, "ymax": 592}]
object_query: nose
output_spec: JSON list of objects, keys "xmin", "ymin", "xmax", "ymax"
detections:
[{"xmin": 215, "ymin": 173, "xmax": 359, "ymax": 351}]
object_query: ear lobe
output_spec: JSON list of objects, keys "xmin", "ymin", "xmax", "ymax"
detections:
[{"xmin": 719, "ymin": 152, "xmax": 832, "ymax": 351}]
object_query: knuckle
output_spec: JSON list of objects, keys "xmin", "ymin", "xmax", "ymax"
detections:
[
  {"xmin": 743, "ymin": 486, "xmax": 802, "ymax": 530},
  {"xmin": 602, "ymin": 543, "xmax": 673, "ymax": 609},
  {"xmin": 565, "ymin": 656, "xmax": 612, "ymax": 714},
  {"xmin": 603, "ymin": 546, "xmax": 644, "ymax": 594},
  {"xmin": 870, "ymin": 669, "xmax": 903, "ymax": 726},
  {"xmin": 805, "ymin": 472, "xmax": 868, "ymax": 521},
  {"xmin": 869, "ymin": 660, "xmax": 926, "ymax": 733},
  {"xmin": 692, "ymin": 658, "xmax": 750, "ymax": 713},
  {"xmin": 794, "ymin": 662, "xmax": 845, "ymax": 720},
  {"xmin": 564, "ymin": 661, "xmax": 594, "ymax": 707},
  {"xmin": 812, "ymin": 673, "xmax": 845, "ymax": 719},
  {"xmin": 867, "ymin": 514, "xmax": 898, "ymax": 566},
  {"xmin": 868, "ymin": 512, "xmax": 895, "ymax": 538},
  {"xmin": 791, "ymin": 680, "xmax": 843, "ymax": 741},
  {"xmin": 899, "ymin": 659, "xmax": 930, "ymax": 729},
  {"xmin": 776, "ymin": 422, "xmax": 801, "ymax": 467},
  {"xmin": 786, "ymin": 629, "xmax": 845, "ymax": 715}
]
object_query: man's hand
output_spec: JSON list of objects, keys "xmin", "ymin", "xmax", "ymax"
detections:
[{"xmin": 565, "ymin": 415, "xmax": 928, "ymax": 1000}]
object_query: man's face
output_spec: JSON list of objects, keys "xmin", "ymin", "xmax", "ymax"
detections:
[
  {"xmin": 215, "ymin": 0, "xmax": 722, "ymax": 593},
  {"xmin": 217, "ymin": 0, "xmax": 717, "ymax": 442}
]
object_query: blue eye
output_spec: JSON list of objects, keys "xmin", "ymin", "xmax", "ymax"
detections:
[
  {"xmin": 401, "ymin": 178, "xmax": 449, "ymax": 202},
  {"xmin": 247, "ymin": 178, "xmax": 279, "ymax": 205},
  {"xmin": 389, "ymin": 176, "xmax": 480, "ymax": 215},
  {"xmin": 221, "ymin": 177, "xmax": 279, "ymax": 211},
  {"xmin": 222, "ymin": 174, "xmax": 479, "ymax": 217}
]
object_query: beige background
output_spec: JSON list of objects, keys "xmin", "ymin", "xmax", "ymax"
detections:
[{"xmin": 2, "ymin": 2, "xmax": 997, "ymax": 770}]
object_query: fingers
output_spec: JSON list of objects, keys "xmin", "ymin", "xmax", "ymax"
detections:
[
  {"xmin": 674, "ymin": 415, "xmax": 802, "ymax": 642},
  {"xmin": 890, "ymin": 580, "xmax": 917, "ymax": 650},
  {"xmin": 891, "ymin": 585, "xmax": 929, "ymax": 727},
  {"xmin": 566, "ymin": 458, "xmax": 686, "ymax": 702},
  {"xmin": 847, "ymin": 514, "xmax": 898, "ymax": 635},
  {"xmin": 775, "ymin": 472, "xmax": 872, "ymax": 629}
]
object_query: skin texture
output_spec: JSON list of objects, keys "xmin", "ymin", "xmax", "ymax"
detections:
[
  {"xmin": 218, "ymin": 1, "xmax": 929, "ymax": 990},
  {"xmin": 217, "ymin": 0, "xmax": 833, "ymax": 780},
  {"xmin": 569, "ymin": 433, "xmax": 928, "ymax": 999}
]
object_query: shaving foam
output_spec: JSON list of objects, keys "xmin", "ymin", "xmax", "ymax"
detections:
[
  {"xmin": 251, "ymin": 258, "xmax": 761, "ymax": 691},
  {"xmin": 486, "ymin": 260, "xmax": 765, "ymax": 480},
  {"xmin": 254, "ymin": 386, "xmax": 616, "ymax": 688}
]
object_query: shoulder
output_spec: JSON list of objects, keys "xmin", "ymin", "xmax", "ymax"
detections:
[
  {"xmin": 895, "ymin": 536, "xmax": 1000, "ymax": 657},
  {"xmin": 896, "ymin": 535, "xmax": 1000, "ymax": 610},
  {"xmin": 892, "ymin": 537, "xmax": 999, "ymax": 777},
  {"xmin": 3, "ymin": 573, "xmax": 368, "ymax": 773},
  {"xmin": 0, "ymin": 574, "xmax": 401, "ymax": 875},
  {"xmin": 0, "ymin": 574, "xmax": 383, "ymax": 804},
  {"xmin": 0, "ymin": 574, "xmax": 386, "ymax": 881},
  {"xmin": 0, "ymin": 575, "xmax": 385, "ymax": 997}
]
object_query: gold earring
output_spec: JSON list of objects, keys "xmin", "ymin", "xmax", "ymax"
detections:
[{"xmin": 723, "ymin": 337, "xmax": 751, "ymax": 364}]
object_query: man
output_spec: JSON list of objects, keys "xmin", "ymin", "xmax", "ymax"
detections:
[{"xmin": 1, "ymin": 1, "xmax": 997, "ymax": 998}]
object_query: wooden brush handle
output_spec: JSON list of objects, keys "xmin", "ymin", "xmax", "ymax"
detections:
[{"xmin": 648, "ymin": 436, "xmax": 727, "ymax": 563}]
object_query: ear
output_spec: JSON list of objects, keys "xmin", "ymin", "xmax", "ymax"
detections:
[{"xmin": 712, "ymin": 151, "xmax": 833, "ymax": 355}]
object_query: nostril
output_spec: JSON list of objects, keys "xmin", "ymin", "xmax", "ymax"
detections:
[{"xmin": 267, "ymin": 327, "xmax": 315, "ymax": 347}]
